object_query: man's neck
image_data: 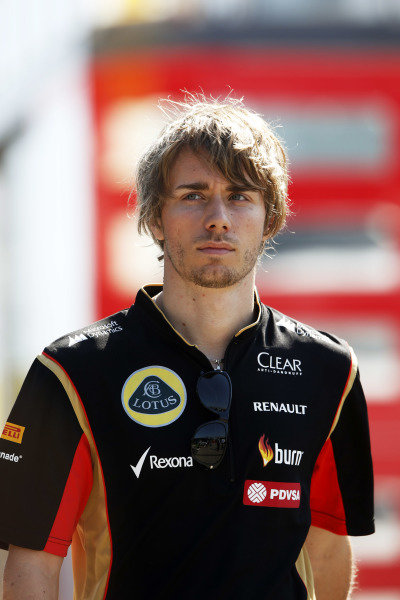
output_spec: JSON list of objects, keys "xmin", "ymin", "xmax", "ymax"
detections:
[{"xmin": 154, "ymin": 271, "xmax": 257, "ymax": 365}]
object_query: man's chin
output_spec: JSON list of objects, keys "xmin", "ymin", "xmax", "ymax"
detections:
[{"xmin": 187, "ymin": 266, "xmax": 243, "ymax": 289}]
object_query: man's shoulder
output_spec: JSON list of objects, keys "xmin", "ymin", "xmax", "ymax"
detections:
[
  {"xmin": 43, "ymin": 308, "xmax": 129, "ymax": 359},
  {"xmin": 264, "ymin": 305, "xmax": 350, "ymax": 356}
]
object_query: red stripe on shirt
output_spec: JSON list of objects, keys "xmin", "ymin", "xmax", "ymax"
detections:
[
  {"xmin": 43, "ymin": 433, "xmax": 93, "ymax": 556},
  {"xmin": 42, "ymin": 351, "xmax": 113, "ymax": 600},
  {"xmin": 310, "ymin": 437, "xmax": 347, "ymax": 535}
]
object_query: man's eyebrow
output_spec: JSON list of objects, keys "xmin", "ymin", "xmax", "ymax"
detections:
[
  {"xmin": 175, "ymin": 182, "xmax": 210, "ymax": 191},
  {"xmin": 174, "ymin": 182, "xmax": 259, "ymax": 192},
  {"xmin": 225, "ymin": 184, "xmax": 259, "ymax": 192}
]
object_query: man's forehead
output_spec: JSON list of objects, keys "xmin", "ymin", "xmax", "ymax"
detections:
[
  {"xmin": 170, "ymin": 146, "xmax": 218, "ymax": 177},
  {"xmin": 169, "ymin": 146, "xmax": 258, "ymax": 191}
]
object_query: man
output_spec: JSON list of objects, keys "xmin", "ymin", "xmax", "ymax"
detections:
[{"xmin": 0, "ymin": 97, "xmax": 374, "ymax": 599}]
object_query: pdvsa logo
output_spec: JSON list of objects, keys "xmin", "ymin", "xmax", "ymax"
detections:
[
  {"xmin": 122, "ymin": 366, "xmax": 186, "ymax": 427},
  {"xmin": 243, "ymin": 480, "xmax": 301, "ymax": 508},
  {"xmin": 258, "ymin": 435, "xmax": 304, "ymax": 467}
]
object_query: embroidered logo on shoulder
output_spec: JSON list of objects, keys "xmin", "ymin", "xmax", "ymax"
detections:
[
  {"xmin": 121, "ymin": 366, "xmax": 187, "ymax": 428},
  {"xmin": 243, "ymin": 480, "xmax": 301, "ymax": 508},
  {"xmin": 67, "ymin": 320, "xmax": 124, "ymax": 346},
  {"xmin": 1, "ymin": 422, "xmax": 25, "ymax": 444},
  {"xmin": 69, "ymin": 333, "xmax": 88, "ymax": 346},
  {"xmin": 277, "ymin": 316, "xmax": 327, "ymax": 341}
]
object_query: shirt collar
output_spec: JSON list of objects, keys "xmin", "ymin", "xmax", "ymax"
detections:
[{"xmin": 132, "ymin": 283, "xmax": 263, "ymax": 348}]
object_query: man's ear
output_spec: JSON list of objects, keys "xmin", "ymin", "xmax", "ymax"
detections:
[
  {"xmin": 150, "ymin": 217, "xmax": 164, "ymax": 242},
  {"xmin": 262, "ymin": 224, "xmax": 270, "ymax": 241}
]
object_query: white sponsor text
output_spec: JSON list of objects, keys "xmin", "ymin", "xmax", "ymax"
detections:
[
  {"xmin": 150, "ymin": 455, "xmax": 193, "ymax": 469},
  {"xmin": 253, "ymin": 402, "xmax": 307, "ymax": 415},
  {"xmin": 257, "ymin": 352, "xmax": 302, "ymax": 376},
  {"xmin": 274, "ymin": 443, "xmax": 303, "ymax": 466}
]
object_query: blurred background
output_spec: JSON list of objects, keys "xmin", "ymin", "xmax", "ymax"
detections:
[{"xmin": 1, "ymin": 1, "xmax": 400, "ymax": 598}]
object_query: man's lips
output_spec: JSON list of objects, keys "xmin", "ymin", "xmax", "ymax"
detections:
[{"xmin": 197, "ymin": 243, "xmax": 234, "ymax": 255}]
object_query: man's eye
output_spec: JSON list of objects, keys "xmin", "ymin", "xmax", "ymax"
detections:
[
  {"xmin": 230, "ymin": 193, "xmax": 248, "ymax": 202},
  {"xmin": 184, "ymin": 193, "xmax": 202, "ymax": 201}
]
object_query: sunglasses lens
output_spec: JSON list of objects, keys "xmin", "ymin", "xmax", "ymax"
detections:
[
  {"xmin": 197, "ymin": 371, "xmax": 231, "ymax": 416},
  {"xmin": 191, "ymin": 421, "xmax": 227, "ymax": 469}
]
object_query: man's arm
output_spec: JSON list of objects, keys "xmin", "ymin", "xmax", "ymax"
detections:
[
  {"xmin": 3, "ymin": 545, "xmax": 63, "ymax": 600},
  {"xmin": 305, "ymin": 525, "xmax": 355, "ymax": 600}
]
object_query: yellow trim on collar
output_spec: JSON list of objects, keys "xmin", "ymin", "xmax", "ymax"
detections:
[
  {"xmin": 235, "ymin": 288, "xmax": 262, "ymax": 337},
  {"xmin": 142, "ymin": 285, "xmax": 196, "ymax": 348},
  {"xmin": 141, "ymin": 284, "xmax": 261, "ymax": 346}
]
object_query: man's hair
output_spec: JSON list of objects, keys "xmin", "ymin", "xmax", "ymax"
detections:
[{"xmin": 135, "ymin": 95, "xmax": 290, "ymax": 253}]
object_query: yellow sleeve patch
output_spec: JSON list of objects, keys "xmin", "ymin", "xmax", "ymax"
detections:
[{"xmin": 1, "ymin": 422, "xmax": 25, "ymax": 444}]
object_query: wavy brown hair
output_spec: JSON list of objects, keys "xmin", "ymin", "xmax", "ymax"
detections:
[{"xmin": 135, "ymin": 95, "xmax": 290, "ymax": 255}]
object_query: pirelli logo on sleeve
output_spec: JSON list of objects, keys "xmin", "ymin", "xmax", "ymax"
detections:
[{"xmin": 1, "ymin": 422, "xmax": 25, "ymax": 444}]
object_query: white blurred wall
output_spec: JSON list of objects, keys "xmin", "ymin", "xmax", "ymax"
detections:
[
  {"xmin": 0, "ymin": 1, "xmax": 95, "ymax": 597},
  {"xmin": 1, "ymin": 59, "xmax": 94, "ymax": 391}
]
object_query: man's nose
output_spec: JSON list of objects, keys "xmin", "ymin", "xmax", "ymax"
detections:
[{"xmin": 204, "ymin": 196, "xmax": 231, "ymax": 232}]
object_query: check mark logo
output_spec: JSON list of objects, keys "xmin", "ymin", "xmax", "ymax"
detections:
[{"xmin": 130, "ymin": 447, "xmax": 151, "ymax": 478}]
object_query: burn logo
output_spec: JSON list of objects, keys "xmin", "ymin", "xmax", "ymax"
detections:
[
  {"xmin": 258, "ymin": 435, "xmax": 274, "ymax": 466},
  {"xmin": 122, "ymin": 366, "xmax": 186, "ymax": 427},
  {"xmin": 258, "ymin": 435, "xmax": 304, "ymax": 467}
]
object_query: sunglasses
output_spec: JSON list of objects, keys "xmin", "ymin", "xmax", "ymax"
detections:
[{"xmin": 191, "ymin": 370, "xmax": 232, "ymax": 469}]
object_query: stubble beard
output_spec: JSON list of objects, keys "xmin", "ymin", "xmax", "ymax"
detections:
[{"xmin": 163, "ymin": 238, "xmax": 264, "ymax": 289}]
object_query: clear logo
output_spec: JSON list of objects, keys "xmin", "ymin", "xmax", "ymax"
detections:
[{"xmin": 257, "ymin": 352, "xmax": 302, "ymax": 376}]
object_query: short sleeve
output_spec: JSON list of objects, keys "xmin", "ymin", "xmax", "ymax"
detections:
[
  {"xmin": 310, "ymin": 369, "xmax": 374, "ymax": 536},
  {"xmin": 0, "ymin": 357, "xmax": 93, "ymax": 556}
]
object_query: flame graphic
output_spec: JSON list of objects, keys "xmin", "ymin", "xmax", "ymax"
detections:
[{"xmin": 258, "ymin": 434, "xmax": 274, "ymax": 467}]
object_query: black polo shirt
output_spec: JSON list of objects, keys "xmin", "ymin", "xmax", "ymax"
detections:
[{"xmin": 0, "ymin": 285, "xmax": 374, "ymax": 599}]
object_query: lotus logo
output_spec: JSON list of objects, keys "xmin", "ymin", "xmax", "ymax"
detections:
[
  {"xmin": 143, "ymin": 381, "xmax": 162, "ymax": 398},
  {"xmin": 121, "ymin": 366, "xmax": 187, "ymax": 428}
]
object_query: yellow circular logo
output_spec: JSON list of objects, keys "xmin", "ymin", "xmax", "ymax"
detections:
[{"xmin": 121, "ymin": 366, "xmax": 187, "ymax": 427}]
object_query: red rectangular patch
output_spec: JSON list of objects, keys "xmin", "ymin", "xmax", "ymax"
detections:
[{"xmin": 243, "ymin": 480, "xmax": 301, "ymax": 508}]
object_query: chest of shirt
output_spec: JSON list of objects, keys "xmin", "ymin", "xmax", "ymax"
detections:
[{"xmin": 70, "ymin": 340, "xmax": 341, "ymax": 491}]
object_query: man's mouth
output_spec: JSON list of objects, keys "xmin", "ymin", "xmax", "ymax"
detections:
[{"xmin": 197, "ymin": 242, "xmax": 234, "ymax": 255}]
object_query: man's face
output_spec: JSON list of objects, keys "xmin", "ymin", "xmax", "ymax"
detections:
[{"xmin": 151, "ymin": 147, "xmax": 268, "ymax": 289}]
